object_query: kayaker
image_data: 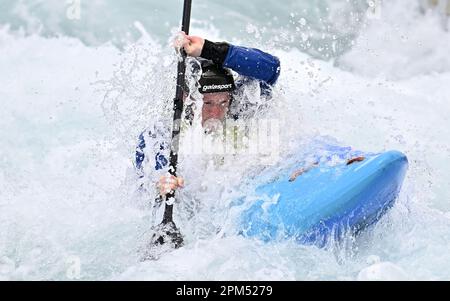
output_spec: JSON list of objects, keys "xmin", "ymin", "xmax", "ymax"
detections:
[{"xmin": 135, "ymin": 32, "xmax": 280, "ymax": 198}]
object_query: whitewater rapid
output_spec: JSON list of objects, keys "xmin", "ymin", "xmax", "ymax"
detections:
[{"xmin": 1, "ymin": 0, "xmax": 450, "ymax": 280}]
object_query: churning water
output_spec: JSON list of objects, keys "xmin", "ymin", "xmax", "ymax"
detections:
[{"xmin": 1, "ymin": 0, "xmax": 449, "ymax": 280}]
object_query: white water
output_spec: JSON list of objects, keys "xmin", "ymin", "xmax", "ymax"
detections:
[{"xmin": 1, "ymin": 0, "xmax": 450, "ymax": 280}]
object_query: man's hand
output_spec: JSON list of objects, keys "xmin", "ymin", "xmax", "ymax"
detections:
[
  {"xmin": 174, "ymin": 31, "xmax": 205, "ymax": 57},
  {"xmin": 158, "ymin": 174, "xmax": 185, "ymax": 196}
]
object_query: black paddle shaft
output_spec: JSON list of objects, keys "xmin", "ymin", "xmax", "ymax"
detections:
[{"xmin": 162, "ymin": 0, "xmax": 192, "ymax": 224}]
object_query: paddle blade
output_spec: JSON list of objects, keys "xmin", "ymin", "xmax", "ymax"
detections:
[
  {"xmin": 151, "ymin": 221, "xmax": 184, "ymax": 248},
  {"xmin": 140, "ymin": 221, "xmax": 184, "ymax": 261}
]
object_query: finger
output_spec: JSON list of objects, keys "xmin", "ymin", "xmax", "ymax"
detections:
[
  {"xmin": 164, "ymin": 184, "xmax": 172, "ymax": 194},
  {"xmin": 159, "ymin": 174, "xmax": 174, "ymax": 181},
  {"xmin": 181, "ymin": 35, "xmax": 190, "ymax": 45},
  {"xmin": 177, "ymin": 177, "xmax": 185, "ymax": 188},
  {"xmin": 174, "ymin": 32, "xmax": 187, "ymax": 47},
  {"xmin": 161, "ymin": 180, "xmax": 176, "ymax": 189},
  {"xmin": 159, "ymin": 175, "xmax": 174, "ymax": 186},
  {"xmin": 161, "ymin": 184, "xmax": 175, "ymax": 195},
  {"xmin": 185, "ymin": 35, "xmax": 194, "ymax": 43},
  {"xmin": 180, "ymin": 33, "xmax": 190, "ymax": 44},
  {"xmin": 165, "ymin": 174, "xmax": 176, "ymax": 180},
  {"xmin": 186, "ymin": 35, "xmax": 198, "ymax": 42},
  {"xmin": 158, "ymin": 176, "xmax": 167, "ymax": 185},
  {"xmin": 182, "ymin": 39, "xmax": 193, "ymax": 51},
  {"xmin": 167, "ymin": 175, "xmax": 177, "ymax": 183},
  {"xmin": 161, "ymin": 187, "xmax": 170, "ymax": 195}
]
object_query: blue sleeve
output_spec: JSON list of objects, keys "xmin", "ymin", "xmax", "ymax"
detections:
[
  {"xmin": 223, "ymin": 45, "xmax": 280, "ymax": 86},
  {"xmin": 135, "ymin": 129, "xmax": 169, "ymax": 173},
  {"xmin": 135, "ymin": 132, "xmax": 146, "ymax": 171}
]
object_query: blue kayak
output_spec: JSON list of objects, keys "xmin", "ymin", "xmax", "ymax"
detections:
[{"xmin": 238, "ymin": 147, "xmax": 408, "ymax": 247}]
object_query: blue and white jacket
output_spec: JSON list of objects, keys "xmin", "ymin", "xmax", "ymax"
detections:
[{"xmin": 135, "ymin": 40, "xmax": 281, "ymax": 173}]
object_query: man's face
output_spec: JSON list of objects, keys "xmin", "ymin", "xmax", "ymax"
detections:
[{"xmin": 201, "ymin": 92, "xmax": 231, "ymax": 130}]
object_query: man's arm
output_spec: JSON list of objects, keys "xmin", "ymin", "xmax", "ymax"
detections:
[
  {"xmin": 135, "ymin": 127, "xmax": 184, "ymax": 197},
  {"xmin": 201, "ymin": 40, "xmax": 281, "ymax": 86},
  {"xmin": 135, "ymin": 120, "xmax": 172, "ymax": 190},
  {"xmin": 179, "ymin": 33, "xmax": 281, "ymax": 86}
]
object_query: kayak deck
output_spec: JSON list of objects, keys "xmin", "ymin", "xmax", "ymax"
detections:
[{"xmin": 238, "ymin": 150, "xmax": 408, "ymax": 246}]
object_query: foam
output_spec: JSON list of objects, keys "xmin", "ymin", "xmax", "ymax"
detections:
[{"xmin": 1, "ymin": 0, "xmax": 450, "ymax": 280}]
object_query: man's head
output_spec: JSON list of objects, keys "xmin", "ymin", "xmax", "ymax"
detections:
[{"xmin": 197, "ymin": 60, "xmax": 235, "ymax": 131}]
